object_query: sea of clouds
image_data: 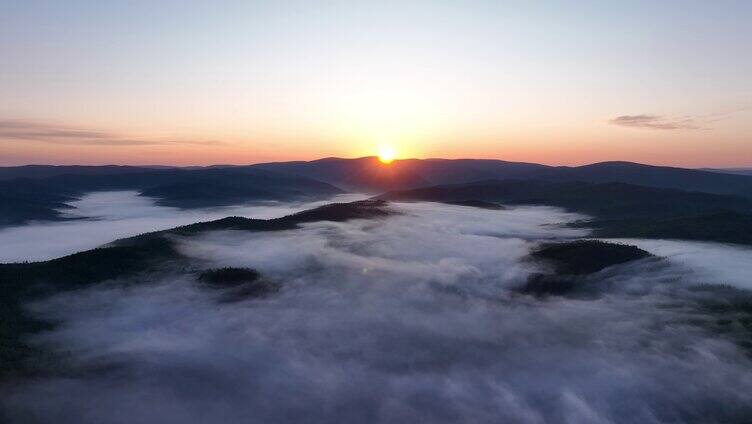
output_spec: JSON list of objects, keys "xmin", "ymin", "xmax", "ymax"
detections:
[{"xmin": 3, "ymin": 196, "xmax": 752, "ymax": 423}]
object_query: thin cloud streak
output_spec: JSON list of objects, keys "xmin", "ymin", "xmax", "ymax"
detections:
[
  {"xmin": 0, "ymin": 119, "xmax": 225, "ymax": 146},
  {"xmin": 609, "ymin": 114, "xmax": 704, "ymax": 130}
]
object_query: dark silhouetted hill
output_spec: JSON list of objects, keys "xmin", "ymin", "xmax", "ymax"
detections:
[
  {"xmin": 5, "ymin": 157, "xmax": 752, "ymax": 226},
  {"xmin": 701, "ymin": 168, "xmax": 752, "ymax": 177},
  {"xmin": 0, "ymin": 167, "xmax": 341, "ymax": 226},
  {"xmin": 253, "ymin": 157, "xmax": 549, "ymax": 192},
  {"xmin": 253, "ymin": 157, "xmax": 430, "ymax": 192},
  {"xmin": 530, "ymin": 240, "xmax": 653, "ymax": 276},
  {"xmin": 379, "ymin": 180, "xmax": 752, "ymax": 245},
  {"xmin": 536, "ymin": 161, "xmax": 752, "ymax": 198},
  {"xmin": 519, "ymin": 240, "xmax": 653, "ymax": 297},
  {"xmin": 7, "ymin": 159, "xmax": 752, "ymax": 197},
  {"xmin": 139, "ymin": 168, "xmax": 341, "ymax": 208},
  {"xmin": 252, "ymin": 158, "xmax": 752, "ymax": 197},
  {"xmin": 198, "ymin": 268, "xmax": 279, "ymax": 301},
  {"xmin": 446, "ymin": 200, "xmax": 505, "ymax": 209},
  {"xmin": 379, "ymin": 180, "xmax": 752, "ymax": 218},
  {"xmin": 0, "ymin": 193, "xmax": 73, "ymax": 226},
  {"xmin": 591, "ymin": 211, "xmax": 752, "ymax": 245},
  {"xmin": 0, "ymin": 164, "xmax": 154, "ymax": 180}
]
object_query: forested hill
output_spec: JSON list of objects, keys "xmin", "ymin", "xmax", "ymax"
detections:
[
  {"xmin": 0, "ymin": 199, "xmax": 393, "ymax": 378},
  {"xmin": 4, "ymin": 158, "xmax": 752, "ymax": 226},
  {"xmin": 251, "ymin": 158, "xmax": 752, "ymax": 197},
  {"xmin": 0, "ymin": 167, "xmax": 341, "ymax": 226},
  {"xmin": 378, "ymin": 180, "xmax": 752, "ymax": 246}
]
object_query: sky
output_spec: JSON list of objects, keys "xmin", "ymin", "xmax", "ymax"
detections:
[{"xmin": 1, "ymin": 0, "xmax": 751, "ymax": 167}]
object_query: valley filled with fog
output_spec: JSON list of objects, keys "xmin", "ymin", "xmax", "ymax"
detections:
[
  {"xmin": 0, "ymin": 191, "xmax": 367, "ymax": 262},
  {"xmin": 4, "ymin": 1, "xmax": 752, "ymax": 422},
  {"xmin": 3, "ymin": 193, "xmax": 752, "ymax": 423}
]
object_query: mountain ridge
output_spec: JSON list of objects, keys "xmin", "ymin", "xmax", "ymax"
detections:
[
  {"xmin": 378, "ymin": 179, "xmax": 752, "ymax": 246},
  {"xmin": 3, "ymin": 157, "xmax": 752, "ymax": 227}
]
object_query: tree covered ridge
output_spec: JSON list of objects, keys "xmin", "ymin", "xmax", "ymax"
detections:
[{"xmin": 0, "ymin": 199, "xmax": 393, "ymax": 379}]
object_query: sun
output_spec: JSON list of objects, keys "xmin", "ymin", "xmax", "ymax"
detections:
[{"xmin": 377, "ymin": 145, "xmax": 396, "ymax": 164}]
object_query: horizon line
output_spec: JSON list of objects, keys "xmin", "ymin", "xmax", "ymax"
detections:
[{"xmin": 1, "ymin": 156, "xmax": 751, "ymax": 171}]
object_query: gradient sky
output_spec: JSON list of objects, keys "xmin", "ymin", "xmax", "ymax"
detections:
[{"xmin": 1, "ymin": 0, "xmax": 751, "ymax": 167}]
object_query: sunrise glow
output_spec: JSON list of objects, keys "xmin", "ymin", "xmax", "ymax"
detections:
[
  {"xmin": 378, "ymin": 145, "xmax": 396, "ymax": 164},
  {"xmin": 0, "ymin": 2, "xmax": 750, "ymax": 168},
  {"xmin": 4, "ymin": 3, "xmax": 752, "ymax": 421}
]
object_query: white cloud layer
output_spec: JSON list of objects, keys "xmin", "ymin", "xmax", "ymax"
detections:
[{"xmin": 3, "ymin": 201, "xmax": 752, "ymax": 423}]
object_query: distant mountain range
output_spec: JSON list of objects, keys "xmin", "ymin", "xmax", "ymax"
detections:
[
  {"xmin": 2, "ymin": 157, "xmax": 752, "ymax": 229},
  {"xmin": 253, "ymin": 157, "xmax": 752, "ymax": 197},
  {"xmin": 701, "ymin": 168, "xmax": 752, "ymax": 176},
  {"xmin": 0, "ymin": 164, "xmax": 235, "ymax": 180},
  {"xmin": 5, "ymin": 157, "xmax": 752, "ymax": 193},
  {"xmin": 0, "ymin": 167, "xmax": 341, "ymax": 226}
]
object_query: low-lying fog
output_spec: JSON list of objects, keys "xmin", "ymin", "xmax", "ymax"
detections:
[
  {"xmin": 0, "ymin": 191, "xmax": 367, "ymax": 262},
  {"xmin": 603, "ymin": 238, "xmax": 752, "ymax": 290},
  {"xmin": 4, "ymin": 199, "xmax": 752, "ymax": 423}
]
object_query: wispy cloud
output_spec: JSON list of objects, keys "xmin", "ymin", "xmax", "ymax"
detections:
[
  {"xmin": 609, "ymin": 114, "xmax": 703, "ymax": 130},
  {"xmin": 611, "ymin": 102, "xmax": 752, "ymax": 131},
  {"xmin": 0, "ymin": 119, "xmax": 224, "ymax": 146}
]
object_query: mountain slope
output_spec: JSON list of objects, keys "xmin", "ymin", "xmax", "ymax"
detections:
[
  {"xmin": 5, "ymin": 158, "xmax": 752, "ymax": 198},
  {"xmin": 378, "ymin": 180, "xmax": 752, "ymax": 245},
  {"xmin": 0, "ymin": 199, "xmax": 393, "ymax": 378},
  {"xmin": 252, "ymin": 157, "xmax": 550, "ymax": 192},
  {"xmin": 0, "ymin": 164, "xmax": 158, "ymax": 180},
  {"xmin": 379, "ymin": 180, "xmax": 752, "ymax": 219},
  {"xmin": 139, "ymin": 168, "xmax": 341, "ymax": 208},
  {"xmin": 537, "ymin": 161, "xmax": 752, "ymax": 198},
  {"xmin": 0, "ymin": 168, "xmax": 342, "ymax": 226},
  {"xmin": 0, "ymin": 194, "xmax": 73, "ymax": 226},
  {"xmin": 4, "ymin": 157, "xmax": 752, "ymax": 226},
  {"xmin": 702, "ymin": 168, "xmax": 752, "ymax": 176},
  {"xmin": 253, "ymin": 157, "xmax": 430, "ymax": 192},
  {"xmin": 252, "ymin": 157, "xmax": 752, "ymax": 197}
]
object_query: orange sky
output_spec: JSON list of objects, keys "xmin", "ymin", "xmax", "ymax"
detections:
[
  {"xmin": 1, "ymin": 115, "xmax": 750, "ymax": 168},
  {"xmin": 1, "ymin": 2, "xmax": 751, "ymax": 168}
]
